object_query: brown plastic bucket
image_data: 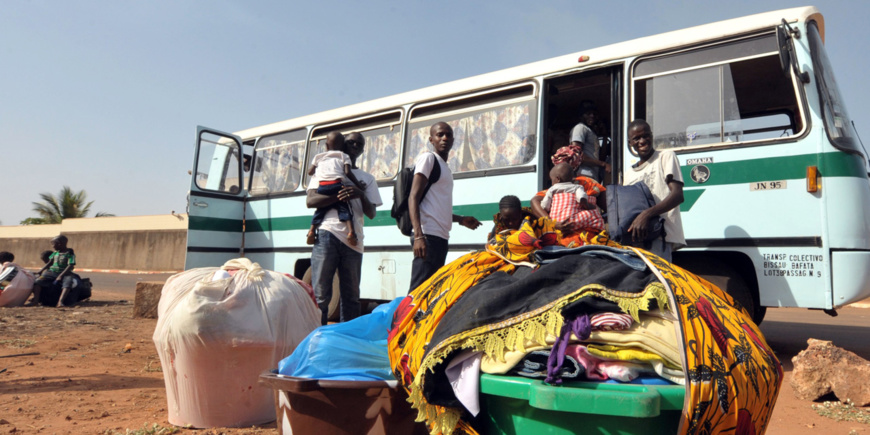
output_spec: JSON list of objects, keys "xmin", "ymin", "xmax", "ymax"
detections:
[{"xmin": 259, "ymin": 371, "xmax": 428, "ymax": 435}]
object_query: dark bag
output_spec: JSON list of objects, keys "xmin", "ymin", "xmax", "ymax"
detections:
[
  {"xmin": 605, "ymin": 181, "xmax": 665, "ymax": 248},
  {"xmin": 391, "ymin": 154, "xmax": 441, "ymax": 236},
  {"xmin": 37, "ymin": 273, "xmax": 91, "ymax": 306}
]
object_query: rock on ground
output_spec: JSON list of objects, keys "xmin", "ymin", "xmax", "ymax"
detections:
[
  {"xmin": 134, "ymin": 281, "xmax": 163, "ymax": 319},
  {"xmin": 790, "ymin": 338, "xmax": 870, "ymax": 405}
]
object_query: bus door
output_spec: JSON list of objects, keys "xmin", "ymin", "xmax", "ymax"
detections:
[
  {"xmin": 541, "ymin": 66, "xmax": 622, "ymax": 189},
  {"xmin": 185, "ymin": 126, "xmax": 246, "ymax": 269}
]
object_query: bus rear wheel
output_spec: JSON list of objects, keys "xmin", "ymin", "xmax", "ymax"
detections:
[
  {"xmin": 302, "ymin": 267, "xmax": 340, "ymax": 321},
  {"xmin": 676, "ymin": 256, "xmax": 763, "ymax": 324}
]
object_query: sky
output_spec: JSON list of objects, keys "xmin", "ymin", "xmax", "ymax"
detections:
[{"xmin": 1, "ymin": 0, "xmax": 867, "ymax": 226}]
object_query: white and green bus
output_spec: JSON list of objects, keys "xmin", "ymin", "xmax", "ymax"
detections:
[{"xmin": 186, "ymin": 6, "xmax": 868, "ymax": 323}]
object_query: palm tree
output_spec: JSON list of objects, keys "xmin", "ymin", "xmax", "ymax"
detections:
[{"xmin": 27, "ymin": 186, "xmax": 114, "ymax": 224}]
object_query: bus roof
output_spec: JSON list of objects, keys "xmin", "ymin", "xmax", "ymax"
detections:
[{"xmin": 235, "ymin": 6, "xmax": 823, "ymax": 141}]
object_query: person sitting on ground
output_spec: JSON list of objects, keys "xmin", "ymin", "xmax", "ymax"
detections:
[
  {"xmin": 0, "ymin": 251, "xmax": 35, "ymax": 307},
  {"xmin": 30, "ymin": 235, "xmax": 76, "ymax": 307},
  {"xmin": 306, "ymin": 131, "xmax": 365, "ymax": 246},
  {"xmin": 540, "ymin": 163, "xmax": 605, "ymax": 233},
  {"xmin": 0, "ymin": 251, "xmax": 13, "ymax": 268}
]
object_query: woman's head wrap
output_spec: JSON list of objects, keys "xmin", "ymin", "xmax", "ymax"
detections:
[{"xmin": 551, "ymin": 144, "xmax": 583, "ymax": 169}]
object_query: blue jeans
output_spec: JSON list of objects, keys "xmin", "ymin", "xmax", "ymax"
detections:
[
  {"xmin": 409, "ymin": 235, "xmax": 449, "ymax": 292},
  {"xmin": 311, "ymin": 229, "xmax": 362, "ymax": 325},
  {"xmin": 311, "ymin": 182, "xmax": 352, "ymax": 226}
]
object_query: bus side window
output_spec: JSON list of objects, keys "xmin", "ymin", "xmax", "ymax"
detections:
[
  {"xmin": 633, "ymin": 33, "xmax": 803, "ymax": 150},
  {"xmin": 250, "ymin": 129, "xmax": 307, "ymax": 195},
  {"xmin": 406, "ymin": 84, "xmax": 538, "ymax": 175},
  {"xmin": 306, "ymin": 111, "xmax": 404, "ymax": 186}
]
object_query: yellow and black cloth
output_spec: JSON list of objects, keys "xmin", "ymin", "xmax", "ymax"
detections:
[{"xmin": 388, "ymin": 234, "xmax": 781, "ymax": 435}]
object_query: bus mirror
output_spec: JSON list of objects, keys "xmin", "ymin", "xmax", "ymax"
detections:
[
  {"xmin": 777, "ymin": 24, "xmax": 791, "ymax": 77},
  {"xmin": 779, "ymin": 19, "xmax": 811, "ymax": 84}
]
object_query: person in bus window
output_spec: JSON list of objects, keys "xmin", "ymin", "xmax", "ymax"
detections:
[
  {"xmin": 306, "ymin": 132, "xmax": 382, "ymax": 325},
  {"xmin": 408, "ymin": 122, "xmax": 482, "ymax": 291},
  {"xmin": 306, "ymin": 131, "xmax": 365, "ymax": 246},
  {"xmin": 623, "ymin": 119, "xmax": 686, "ymax": 262},
  {"xmin": 570, "ymin": 102, "xmax": 611, "ymax": 182}
]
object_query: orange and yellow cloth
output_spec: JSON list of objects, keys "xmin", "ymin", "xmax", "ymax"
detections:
[{"xmin": 388, "ymin": 233, "xmax": 781, "ymax": 435}]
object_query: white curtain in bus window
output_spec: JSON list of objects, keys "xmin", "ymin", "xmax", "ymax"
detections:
[
  {"xmin": 250, "ymin": 130, "xmax": 306, "ymax": 195},
  {"xmin": 406, "ymin": 101, "xmax": 535, "ymax": 173},
  {"xmin": 357, "ymin": 126, "xmax": 401, "ymax": 180}
]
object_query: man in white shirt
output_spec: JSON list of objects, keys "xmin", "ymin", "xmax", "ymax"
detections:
[
  {"xmin": 306, "ymin": 132, "xmax": 382, "ymax": 324},
  {"xmin": 408, "ymin": 122, "xmax": 481, "ymax": 291},
  {"xmin": 622, "ymin": 119, "xmax": 685, "ymax": 262}
]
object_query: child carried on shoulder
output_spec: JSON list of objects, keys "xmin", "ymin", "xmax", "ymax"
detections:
[{"xmin": 306, "ymin": 131, "xmax": 365, "ymax": 246}]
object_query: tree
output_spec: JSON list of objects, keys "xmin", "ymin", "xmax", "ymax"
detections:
[{"xmin": 23, "ymin": 186, "xmax": 114, "ymax": 224}]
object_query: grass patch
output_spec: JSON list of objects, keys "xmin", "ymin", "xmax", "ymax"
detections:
[
  {"xmin": 104, "ymin": 423, "xmax": 179, "ymax": 435},
  {"xmin": 143, "ymin": 359, "xmax": 162, "ymax": 373},
  {"xmin": 812, "ymin": 400, "xmax": 870, "ymax": 425},
  {"xmin": 0, "ymin": 339, "xmax": 37, "ymax": 349}
]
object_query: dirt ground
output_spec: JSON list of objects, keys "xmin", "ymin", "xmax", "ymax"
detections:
[{"xmin": 1, "ymin": 291, "xmax": 868, "ymax": 435}]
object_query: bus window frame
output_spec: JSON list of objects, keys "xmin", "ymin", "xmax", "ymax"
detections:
[
  {"xmin": 405, "ymin": 81, "xmax": 539, "ymax": 178},
  {"xmin": 248, "ymin": 127, "xmax": 310, "ymax": 198},
  {"xmin": 628, "ymin": 30, "xmax": 810, "ymax": 155},
  {"xmin": 304, "ymin": 109, "xmax": 405, "ymax": 188},
  {"xmin": 193, "ymin": 129, "xmax": 245, "ymax": 195}
]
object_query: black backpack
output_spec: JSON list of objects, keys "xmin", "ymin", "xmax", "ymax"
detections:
[
  {"xmin": 391, "ymin": 154, "xmax": 441, "ymax": 236},
  {"xmin": 605, "ymin": 181, "xmax": 665, "ymax": 249}
]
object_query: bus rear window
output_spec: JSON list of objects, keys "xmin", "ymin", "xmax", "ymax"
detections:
[{"xmin": 633, "ymin": 34, "xmax": 803, "ymax": 150}]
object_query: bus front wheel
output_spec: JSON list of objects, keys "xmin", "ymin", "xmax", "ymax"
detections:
[{"xmin": 302, "ymin": 267, "xmax": 340, "ymax": 321}]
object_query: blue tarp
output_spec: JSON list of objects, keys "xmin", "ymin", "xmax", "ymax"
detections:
[{"xmin": 277, "ymin": 297, "xmax": 402, "ymax": 381}]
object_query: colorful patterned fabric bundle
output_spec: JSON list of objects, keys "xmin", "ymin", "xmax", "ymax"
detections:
[{"xmin": 387, "ymin": 235, "xmax": 781, "ymax": 435}]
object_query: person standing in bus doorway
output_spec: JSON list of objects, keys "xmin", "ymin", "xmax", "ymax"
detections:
[
  {"xmin": 306, "ymin": 132, "xmax": 382, "ymax": 325},
  {"xmin": 408, "ymin": 122, "xmax": 482, "ymax": 291},
  {"xmin": 623, "ymin": 119, "xmax": 686, "ymax": 262},
  {"xmin": 570, "ymin": 102, "xmax": 610, "ymax": 182}
]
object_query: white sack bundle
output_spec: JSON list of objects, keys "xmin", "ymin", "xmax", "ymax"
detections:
[{"xmin": 153, "ymin": 258, "xmax": 320, "ymax": 428}]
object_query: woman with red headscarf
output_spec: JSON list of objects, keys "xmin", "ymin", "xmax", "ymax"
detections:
[{"xmin": 531, "ymin": 145, "xmax": 608, "ymax": 246}]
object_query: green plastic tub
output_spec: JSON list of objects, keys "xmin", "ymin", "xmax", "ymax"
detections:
[{"xmin": 479, "ymin": 374, "xmax": 685, "ymax": 435}]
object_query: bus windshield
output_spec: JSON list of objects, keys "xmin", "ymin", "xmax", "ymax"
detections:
[{"xmin": 807, "ymin": 21, "xmax": 863, "ymax": 157}]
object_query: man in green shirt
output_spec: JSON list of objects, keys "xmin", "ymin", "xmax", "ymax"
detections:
[{"xmin": 30, "ymin": 235, "xmax": 76, "ymax": 307}]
